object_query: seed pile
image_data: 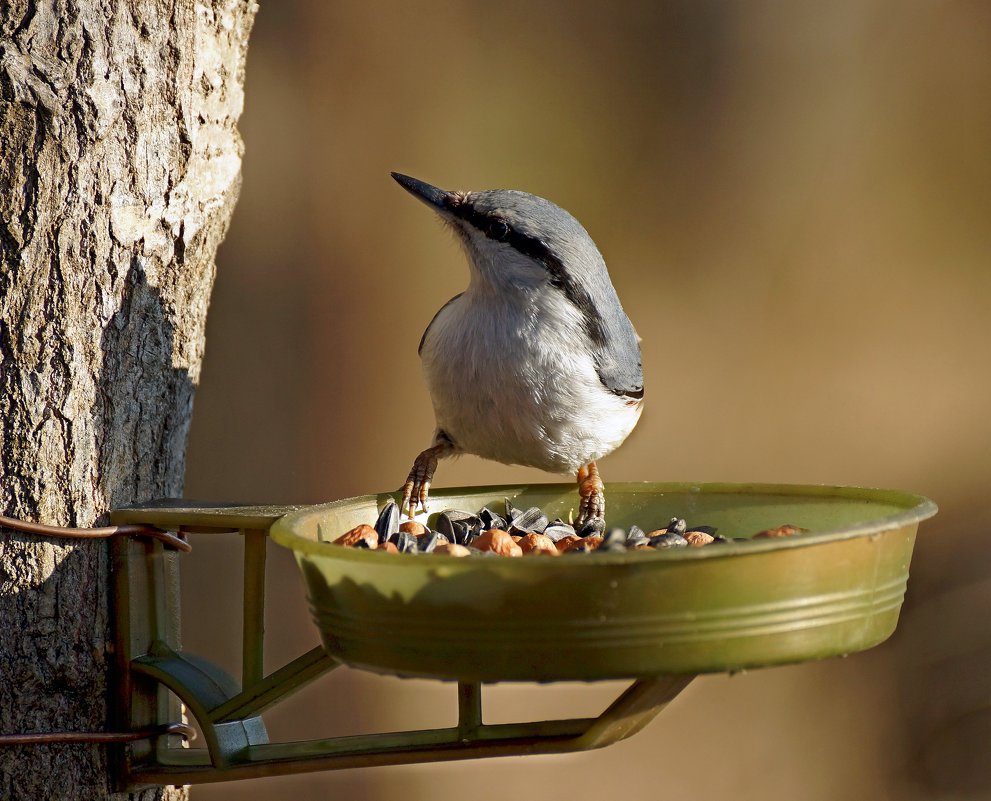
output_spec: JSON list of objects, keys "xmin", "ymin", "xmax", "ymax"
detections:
[{"xmin": 331, "ymin": 499, "xmax": 808, "ymax": 557}]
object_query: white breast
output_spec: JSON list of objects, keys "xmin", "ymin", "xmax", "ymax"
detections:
[{"xmin": 419, "ymin": 284, "xmax": 642, "ymax": 474}]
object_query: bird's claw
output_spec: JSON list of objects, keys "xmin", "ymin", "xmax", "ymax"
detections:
[
  {"xmin": 575, "ymin": 462, "xmax": 605, "ymax": 527},
  {"xmin": 401, "ymin": 447, "xmax": 440, "ymax": 518}
]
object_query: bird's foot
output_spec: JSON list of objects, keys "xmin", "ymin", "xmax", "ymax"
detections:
[
  {"xmin": 401, "ymin": 449, "xmax": 439, "ymax": 518},
  {"xmin": 575, "ymin": 462, "xmax": 605, "ymax": 527},
  {"xmin": 400, "ymin": 437, "xmax": 455, "ymax": 518}
]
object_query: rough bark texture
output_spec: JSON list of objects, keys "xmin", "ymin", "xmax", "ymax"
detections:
[{"xmin": 0, "ymin": 1, "xmax": 256, "ymax": 798}]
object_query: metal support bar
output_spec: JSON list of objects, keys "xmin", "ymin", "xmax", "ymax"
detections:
[
  {"xmin": 571, "ymin": 675, "xmax": 696, "ymax": 750},
  {"xmin": 123, "ymin": 673, "xmax": 697, "ymax": 787},
  {"xmin": 110, "ymin": 501, "xmax": 697, "ymax": 789},
  {"xmin": 457, "ymin": 682, "xmax": 483, "ymax": 740},
  {"xmin": 242, "ymin": 529, "xmax": 267, "ymax": 688},
  {"xmin": 210, "ymin": 646, "xmax": 338, "ymax": 724}
]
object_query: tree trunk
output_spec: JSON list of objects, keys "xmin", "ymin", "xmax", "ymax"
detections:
[{"xmin": 0, "ymin": 1, "xmax": 256, "ymax": 799}]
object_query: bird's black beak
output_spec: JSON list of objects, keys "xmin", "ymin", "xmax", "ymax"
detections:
[{"xmin": 391, "ymin": 172, "xmax": 457, "ymax": 214}]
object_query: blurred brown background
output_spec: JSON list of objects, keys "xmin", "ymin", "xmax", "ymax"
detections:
[{"xmin": 180, "ymin": 1, "xmax": 991, "ymax": 799}]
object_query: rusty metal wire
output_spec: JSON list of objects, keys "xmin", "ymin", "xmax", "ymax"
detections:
[
  {"xmin": 0, "ymin": 514, "xmax": 191, "ymax": 553},
  {"xmin": 0, "ymin": 722, "xmax": 196, "ymax": 746}
]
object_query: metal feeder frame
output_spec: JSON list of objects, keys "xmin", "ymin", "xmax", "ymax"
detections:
[{"xmin": 109, "ymin": 501, "xmax": 695, "ymax": 790}]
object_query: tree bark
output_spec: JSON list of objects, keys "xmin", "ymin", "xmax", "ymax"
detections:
[{"xmin": 0, "ymin": 1, "xmax": 256, "ymax": 799}]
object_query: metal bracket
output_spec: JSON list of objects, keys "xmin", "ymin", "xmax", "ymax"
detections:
[{"xmin": 109, "ymin": 501, "xmax": 695, "ymax": 789}]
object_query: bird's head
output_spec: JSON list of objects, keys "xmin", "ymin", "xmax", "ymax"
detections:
[{"xmin": 391, "ymin": 172, "xmax": 606, "ymax": 298}]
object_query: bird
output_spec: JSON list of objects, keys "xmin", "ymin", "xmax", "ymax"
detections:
[{"xmin": 392, "ymin": 172, "xmax": 643, "ymax": 526}]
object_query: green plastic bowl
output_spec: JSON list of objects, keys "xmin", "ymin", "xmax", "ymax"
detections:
[{"xmin": 270, "ymin": 483, "xmax": 936, "ymax": 682}]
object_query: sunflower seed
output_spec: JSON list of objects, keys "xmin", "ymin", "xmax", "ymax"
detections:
[
  {"xmin": 686, "ymin": 525, "xmax": 717, "ymax": 536},
  {"xmin": 389, "ymin": 530, "xmax": 418, "ymax": 553},
  {"xmin": 504, "ymin": 498, "xmax": 522, "ymax": 524},
  {"xmin": 441, "ymin": 509, "xmax": 480, "ymax": 526},
  {"xmin": 373, "ymin": 501, "xmax": 400, "ymax": 544},
  {"xmin": 649, "ymin": 532, "xmax": 689, "ymax": 548},
  {"xmin": 435, "ymin": 512, "xmax": 477, "ymax": 543},
  {"xmin": 602, "ymin": 528, "xmax": 627, "ymax": 547},
  {"xmin": 434, "ymin": 513, "xmax": 456, "ymax": 541},
  {"xmin": 451, "ymin": 520, "xmax": 472, "ymax": 545},
  {"xmin": 417, "ymin": 532, "xmax": 446, "ymax": 553},
  {"xmin": 578, "ymin": 518, "xmax": 605, "ymax": 537},
  {"xmin": 509, "ymin": 506, "xmax": 549, "ymax": 535},
  {"xmin": 479, "ymin": 507, "xmax": 507, "ymax": 531},
  {"xmin": 543, "ymin": 523, "xmax": 577, "ymax": 542},
  {"xmin": 626, "ymin": 525, "xmax": 646, "ymax": 543},
  {"xmin": 600, "ymin": 529, "xmax": 629, "ymax": 553}
]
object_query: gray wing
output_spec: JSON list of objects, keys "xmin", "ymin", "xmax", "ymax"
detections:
[
  {"xmin": 539, "ymin": 248, "xmax": 642, "ymax": 398},
  {"xmin": 594, "ymin": 300, "xmax": 643, "ymax": 399},
  {"xmin": 564, "ymin": 251, "xmax": 642, "ymax": 399}
]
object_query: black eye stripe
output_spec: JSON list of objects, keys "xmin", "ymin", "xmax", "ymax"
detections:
[
  {"xmin": 451, "ymin": 201, "xmax": 608, "ymax": 348},
  {"xmin": 453, "ymin": 204, "xmax": 552, "ymax": 258}
]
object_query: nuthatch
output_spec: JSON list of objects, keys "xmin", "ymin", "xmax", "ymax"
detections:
[{"xmin": 392, "ymin": 173, "xmax": 643, "ymax": 525}]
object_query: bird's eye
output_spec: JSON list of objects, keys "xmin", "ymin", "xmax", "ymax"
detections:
[{"xmin": 487, "ymin": 220, "xmax": 509, "ymax": 241}]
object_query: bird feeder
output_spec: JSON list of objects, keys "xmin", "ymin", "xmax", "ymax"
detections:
[{"xmin": 108, "ymin": 482, "xmax": 936, "ymax": 789}]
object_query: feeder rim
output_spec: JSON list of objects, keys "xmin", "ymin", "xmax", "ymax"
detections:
[{"xmin": 270, "ymin": 481, "xmax": 937, "ymax": 563}]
